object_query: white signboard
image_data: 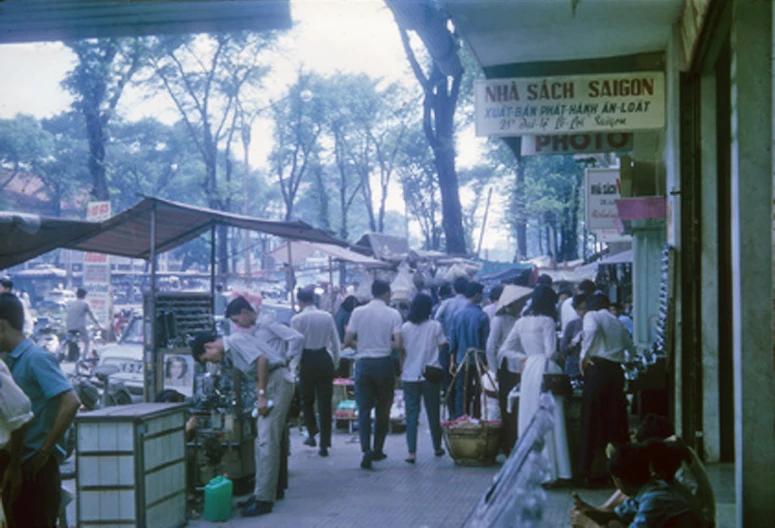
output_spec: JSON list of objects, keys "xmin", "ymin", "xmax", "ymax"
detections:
[
  {"xmin": 586, "ymin": 168, "xmax": 622, "ymax": 232},
  {"xmin": 521, "ymin": 132, "xmax": 633, "ymax": 156},
  {"xmin": 475, "ymin": 72, "xmax": 664, "ymax": 137},
  {"xmin": 84, "ymin": 201, "xmax": 112, "ymax": 326}
]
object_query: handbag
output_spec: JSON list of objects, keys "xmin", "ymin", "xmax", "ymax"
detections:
[
  {"xmin": 423, "ymin": 365, "xmax": 445, "ymax": 384},
  {"xmin": 542, "ymin": 358, "xmax": 572, "ymax": 397}
]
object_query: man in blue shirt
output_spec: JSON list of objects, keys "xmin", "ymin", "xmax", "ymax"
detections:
[
  {"xmin": 0, "ymin": 293, "xmax": 80, "ymax": 527},
  {"xmin": 434, "ymin": 276, "xmax": 469, "ymax": 416},
  {"xmin": 449, "ymin": 282, "xmax": 489, "ymax": 419}
]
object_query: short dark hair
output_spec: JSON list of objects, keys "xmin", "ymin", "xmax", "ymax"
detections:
[
  {"xmin": 155, "ymin": 390, "xmax": 185, "ymax": 403},
  {"xmin": 372, "ymin": 279, "xmax": 390, "ymax": 298},
  {"xmin": 578, "ymin": 280, "xmax": 596, "ymax": 295},
  {"xmin": 225, "ymin": 296, "xmax": 254, "ymax": 318},
  {"xmin": 537, "ymin": 274, "xmax": 553, "ymax": 286},
  {"xmin": 0, "ymin": 293, "xmax": 24, "ymax": 332},
  {"xmin": 0, "ymin": 276, "xmax": 12, "ymax": 289},
  {"xmin": 464, "ymin": 281, "xmax": 484, "ymax": 299},
  {"xmin": 438, "ymin": 283, "xmax": 452, "ymax": 299},
  {"xmin": 297, "ymin": 287, "xmax": 315, "ymax": 304},
  {"xmin": 77, "ymin": 288, "xmax": 87, "ymax": 299},
  {"xmin": 644, "ymin": 438, "xmax": 691, "ymax": 482},
  {"xmin": 607, "ymin": 442, "xmax": 651, "ymax": 488},
  {"xmin": 340, "ymin": 295, "xmax": 358, "ymax": 313},
  {"xmin": 407, "ymin": 293, "xmax": 433, "ymax": 325},
  {"xmin": 453, "ymin": 276, "xmax": 469, "ymax": 295},
  {"xmin": 635, "ymin": 414, "xmax": 675, "ymax": 442},
  {"xmin": 572, "ymin": 293, "xmax": 588, "ymax": 310},
  {"xmin": 190, "ymin": 332, "xmax": 218, "ymax": 364},
  {"xmin": 591, "ymin": 291, "xmax": 610, "ymax": 310},
  {"xmin": 488, "ymin": 284, "xmax": 504, "ymax": 302}
]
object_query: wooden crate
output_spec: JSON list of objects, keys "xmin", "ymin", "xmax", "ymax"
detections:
[{"xmin": 76, "ymin": 403, "xmax": 188, "ymax": 528}]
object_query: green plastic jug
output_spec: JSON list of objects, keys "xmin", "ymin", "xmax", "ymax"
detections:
[{"xmin": 203, "ymin": 475, "xmax": 233, "ymax": 522}]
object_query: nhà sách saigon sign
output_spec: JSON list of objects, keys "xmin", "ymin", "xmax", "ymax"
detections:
[{"xmin": 475, "ymin": 72, "xmax": 664, "ymax": 137}]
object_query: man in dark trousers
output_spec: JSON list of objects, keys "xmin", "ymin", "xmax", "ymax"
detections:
[
  {"xmin": 449, "ymin": 281, "xmax": 490, "ymax": 419},
  {"xmin": 578, "ymin": 292, "xmax": 634, "ymax": 487},
  {"xmin": 291, "ymin": 287, "xmax": 341, "ymax": 457},
  {"xmin": 0, "ymin": 293, "xmax": 80, "ymax": 528},
  {"xmin": 344, "ymin": 280, "xmax": 403, "ymax": 470}
]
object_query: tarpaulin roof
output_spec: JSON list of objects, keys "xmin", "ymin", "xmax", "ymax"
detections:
[
  {"xmin": 1, "ymin": 197, "xmax": 348, "ymax": 269},
  {"xmin": 267, "ymin": 240, "xmax": 386, "ymax": 267},
  {"xmin": 64, "ymin": 197, "xmax": 349, "ymax": 260},
  {"xmin": 0, "ymin": 213, "xmax": 103, "ymax": 270}
]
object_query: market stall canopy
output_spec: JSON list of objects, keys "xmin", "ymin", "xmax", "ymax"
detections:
[
  {"xmin": 64, "ymin": 197, "xmax": 348, "ymax": 260},
  {"xmin": 0, "ymin": 213, "xmax": 103, "ymax": 270},
  {"xmin": 353, "ymin": 232, "xmax": 411, "ymax": 261},
  {"xmin": 575, "ymin": 249, "xmax": 633, "ymax": 275},
  {"xmin": 267, "ymin": 240, "xmax": 386, "ymax": 267}
]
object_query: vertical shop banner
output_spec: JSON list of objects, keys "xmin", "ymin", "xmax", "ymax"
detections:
[
  {"xmin": 586, "ymin": 168, "xmax": 623, "ymax": 232},
  {"xmin": 85, "ymin": 201, "xmax": 112, "ymax": 327}
]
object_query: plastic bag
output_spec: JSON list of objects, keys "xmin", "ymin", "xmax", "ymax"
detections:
[{"xmin": 390, "ymin": 263, "xmax": 416, "ymax": 303}]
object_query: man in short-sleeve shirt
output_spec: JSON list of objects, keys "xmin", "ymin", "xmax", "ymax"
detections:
[
  {"xmin": 0, "ymin": 293, "xmax": 80, "ymax": 528},
  {"xmin": 344, "ymin": 280, "xmax": 403, "ymax": 469}
]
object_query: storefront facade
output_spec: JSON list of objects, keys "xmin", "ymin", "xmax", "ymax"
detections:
[{"xmin": 440, "ymin": 0, "xmax": 775, "ymax": 523}]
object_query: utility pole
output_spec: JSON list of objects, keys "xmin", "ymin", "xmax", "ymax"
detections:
[{"xmin": 476, "ymin": 187, "xmax": 493, "ymax": 258}]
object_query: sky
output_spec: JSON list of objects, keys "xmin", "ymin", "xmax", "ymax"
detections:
[{"xmin": 0, "ymin": 0, "xmax": 508, "ymax": 255}]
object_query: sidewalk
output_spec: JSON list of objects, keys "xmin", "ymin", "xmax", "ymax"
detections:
[{"xmin": 63, "ymin": 417, "xmax": 734, "ymax": 527}]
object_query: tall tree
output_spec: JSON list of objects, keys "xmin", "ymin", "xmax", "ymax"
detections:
[
  {"xmin": 269, "ymin": 71, "xmax": 324, "ymax": 221},
  {"xmin": 388, "ymin": 1, "xmax": 468, "ymax": 254},
  {"xmin": 62, "ymin": 38, "xmax": 144, "ymax": 200},
  {"xmin": 145, "ymin": 32, "xmax": 274, "ymax": 273}
]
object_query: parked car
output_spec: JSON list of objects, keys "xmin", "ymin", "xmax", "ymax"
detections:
[{"xmin": 95, "ymin": 314, "xmax": 144, "ymax": 402}]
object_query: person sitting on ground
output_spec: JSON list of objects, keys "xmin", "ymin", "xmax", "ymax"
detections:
[
  {"xmin": 572, "ymin": 414, "xmax": 715, "ymax": 527},
  {"xmin": 573, "ymin": 441, "xmax": 703, "ymax": 527}
]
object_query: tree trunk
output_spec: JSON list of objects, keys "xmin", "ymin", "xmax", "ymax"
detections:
[
  {"xmin": 84, "ymin": 111, "xmax": 109, "ymax": 200},
  {"xmin": 515, "ymin": 160, "xmax": 528, "ymax": 261}
]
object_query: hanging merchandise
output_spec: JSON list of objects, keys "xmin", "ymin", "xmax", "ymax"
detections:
[{"xmin": 391, "ymin": 262, "xmax": 416, "ymax": 304}]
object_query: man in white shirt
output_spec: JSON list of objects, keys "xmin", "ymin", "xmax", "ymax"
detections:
[
  {"xmin": 65, "ymin": 288, "xmax": 102, "ymax": 359},
  {"xmin": 291, "ymin": 287, "xmax": 341, "ymax": 457},
  {"xmin": 344, "ymin": 280, "xmax": 403, "ymax": 469},
  {"xmin": 577, "ymin": 292, "xmax": 634, "ymax": 487}
]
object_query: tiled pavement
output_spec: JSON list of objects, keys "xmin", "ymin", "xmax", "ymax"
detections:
[{"xmin": 64, "ymin": 419, "xmax": 735, "ymax": 527}]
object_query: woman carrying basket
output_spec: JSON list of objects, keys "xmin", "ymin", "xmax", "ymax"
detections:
[
  {"xmin": 399, "ymin": 293, "xmax": 448, "ymax": 463},
  {"xmin": 500, "ymin": 285, "xmax": 572, "ymax": 485}
]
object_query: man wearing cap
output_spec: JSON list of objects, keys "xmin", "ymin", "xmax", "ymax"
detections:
[
  {"xmin": 290, "ymin": 287, "xmax": 341, "ymax": 457},
  {"xmin": 449, "ymin": 281, "xmax": 490, "ymax": 419},
  {"xmin": 0, "ymin": 293, "xmax": 80, "ymax": 527},
  {"xmin": 344, "ymin": 280, "xmax": 403, "ymax": 470},
  {"xmin": 192, "ymin": 296, "xmax": 302, "ymax": 517}
]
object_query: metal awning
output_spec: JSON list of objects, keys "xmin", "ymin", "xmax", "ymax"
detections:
[
  {"xmin": 268, "ymin": 240, "xmax": 386, "ymax": 267},
  {"xmin": 0, "ymin": 0, "xmax": 292, "ymax": 44},
  {"xmin": 65, "ymin": 197, "xmax": 348, "ymax": 259},
  {"xmin": 0, "ymin": 213, "xmax": 103, "ymax": 270}
]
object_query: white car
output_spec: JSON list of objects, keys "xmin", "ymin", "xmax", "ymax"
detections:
[{"xmin": 95, "ymin": 315, "xmax": 144, "ymax": 403}]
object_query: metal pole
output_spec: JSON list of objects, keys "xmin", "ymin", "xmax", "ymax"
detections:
[
  {"xmin": 328, "ymin": 256, "xmax": 335, "ymax": 314},
  {"xmin": 287, "ymin": 240, "xmax": 295, "ymax": 311},
  {"xmin": 147, "ymin": 205, "xmax": 157, "ymax": 402},
  {"xmin": 476, "ymin": 187, "xmax": 493, "ymax": 258},
  {"xmin": 210, "ymin": 225, "xmax": 216, "ymax": 316}
]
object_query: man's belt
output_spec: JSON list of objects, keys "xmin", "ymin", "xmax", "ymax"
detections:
[{"xmin": 303, "ymin": 347, "xmax": 327, "ymax": 353}]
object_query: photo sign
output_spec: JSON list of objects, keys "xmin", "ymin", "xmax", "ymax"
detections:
[
  {"xmin": 586, "ymin": 168, "xmax": 622, "ymax": 232},
  {"xmin": 475, "ymin": 72, "xmax": 664, "ymax": 137}
]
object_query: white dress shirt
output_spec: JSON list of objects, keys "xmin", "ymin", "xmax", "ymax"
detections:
[
  {"xmin": 291, "ymin": 306, "xmax": 341, "ymax": 367},
  {"xmin": 560, "ymin": 297, "xmax": 579, "ymax": 333},
  {"xmin": 485, "ymin": 313, "xmax": 516, "ymax": 371},
  {"xmin": 400, "ymin": 320, "xmax": 446, "ymax": 381},
  {"xmin": 580, "ymin": 309, "xmax": 634, "ymax": 363},
  {"xmin": 347, "ymin": 299, "xmax": 403, "ymax": 358},
  {"xmin": 499, "ymin": 315, "xmax": 557, "ymax": 372}
]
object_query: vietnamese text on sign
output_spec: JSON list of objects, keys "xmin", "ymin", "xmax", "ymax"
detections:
[
  {"xmin": 521, "ymin": 133, "xmax": 633, "ymax": 156},
  {"xmin": 475, "ymin": 72, "xmax": 665, "ymax": 137},
  {"xmin": 586, "ymin": 168, "xmax": 622, "ymax": 232}
]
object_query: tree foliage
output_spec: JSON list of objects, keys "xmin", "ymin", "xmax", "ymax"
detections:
[{"xmin": 62, "ymin": 38, "xmax": 144, "ymax": 200}]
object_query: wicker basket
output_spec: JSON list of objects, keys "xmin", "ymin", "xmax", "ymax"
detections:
[{"xmin": 443, "ymin": 424, "xmax": 502, "ymax": 466}]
